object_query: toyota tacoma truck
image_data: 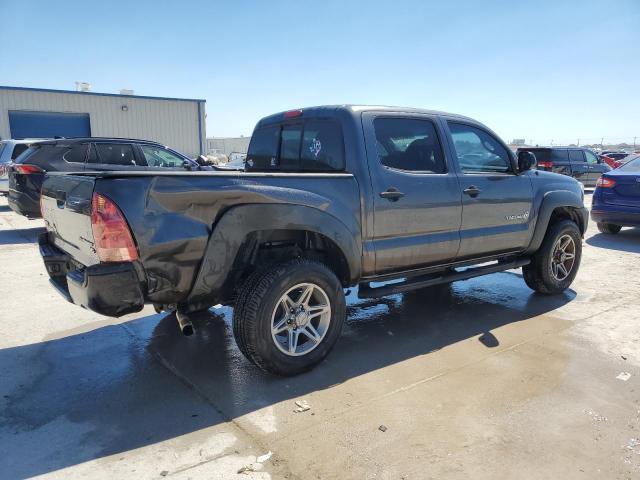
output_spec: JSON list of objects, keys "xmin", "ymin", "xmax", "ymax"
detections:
[{"xmin": 38, "ymin": 105, "xmax": 588, "ymax": 376}]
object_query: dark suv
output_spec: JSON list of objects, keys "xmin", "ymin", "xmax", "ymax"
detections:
[
  {"xmin": 517, "ymin": 147, "xmax": 611, "ymax": 187},
  {"xmin": 8, "ymin": 138, "xmax": 203, "ymax": 218}
]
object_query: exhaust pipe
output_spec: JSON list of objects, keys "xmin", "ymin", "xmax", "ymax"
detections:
[{"xmin": 176, "ymin": 311, "xmax": 194, "ymax": 336}]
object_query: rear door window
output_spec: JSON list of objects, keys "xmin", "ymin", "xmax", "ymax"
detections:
[
  {"xmin": 569, "ymin": 150, "xmax": 585, "ymax": 163},
  {"xmin": 92, "ymin": 143, "xmax": 138, "ymax": 166},
  {"xmin": 62, "ymin": 144, "xmax": 88, "ymax": 164},
  {"xmin": 373, "ymin": 118, "xmax": 446, "ymax": 173}
]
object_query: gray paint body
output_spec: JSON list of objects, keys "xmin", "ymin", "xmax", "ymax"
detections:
[{"xmin": 40, "ymin": 105, "xmax": 587, "ymax": 315}]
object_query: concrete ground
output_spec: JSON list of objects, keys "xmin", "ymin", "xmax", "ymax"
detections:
[{"xmin": 0, "ymin": 192, "xmax": 639, "ymax": 479}]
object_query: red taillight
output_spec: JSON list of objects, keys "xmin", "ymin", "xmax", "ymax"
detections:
[
  {"xmin": 596, "ymin": 176, "xmax": 616, "ymax": 188},
  {"xmin": 14, "ymin": 164, "xmax": 44, "ymax": 174},
  {"xmin": 91, "ymin": 193, "xmax": 138, "ymax": 262},
  {"xmin": 537, "ymin": 161, "xmax": 554, "ymax": 169},
  {"xmin": 284, "ymin": 109, "xmax": 303, "ymax": 119}
]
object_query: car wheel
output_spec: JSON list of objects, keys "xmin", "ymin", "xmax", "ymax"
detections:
[
  {"xmin": 233, "ymin": 258, "xmax": 346, "ymax": 376},
  {"xmin": 522, "ymin": 219, "xmax": 582, "ymax": 295},
  {"xmin": 597, "ymin": 222, "xmax": 622, "ymax": 234}
]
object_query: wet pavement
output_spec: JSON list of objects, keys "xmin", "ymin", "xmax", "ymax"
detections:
[{"xmin": 0, "ymin": 193, "xmax": 639, "ymax": 479}]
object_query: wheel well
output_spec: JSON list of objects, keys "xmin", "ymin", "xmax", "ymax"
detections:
[
  {"xmin": 548, "ymin": 206, "xmax": 585, "ymax": 234},
  {"xmin": 231, "ymin": 229, "xmax": 351, "ymax": 287}
]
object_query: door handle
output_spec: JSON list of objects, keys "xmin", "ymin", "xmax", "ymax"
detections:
[
  {"xmin": 463, "ymin": 186, "xmax": 481, "ymax": 197},
  {"xmin": 379, "ymin": 188, "xmax": 405, "ymax": 201}
]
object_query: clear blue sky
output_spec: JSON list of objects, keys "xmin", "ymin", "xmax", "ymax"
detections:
[{"xmin": 1, "ymin": 0, "xmax": 638, "ymax": 145}]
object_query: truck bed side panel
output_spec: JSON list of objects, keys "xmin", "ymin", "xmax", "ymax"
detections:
[{"xmin": 94, "ymin": 173, "xmax": 361, "ymax": 304}]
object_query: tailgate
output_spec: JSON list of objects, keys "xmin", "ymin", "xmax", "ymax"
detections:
[{"xmin": 41, "ymin": 174, "xmax": 100, "ymax": 267}]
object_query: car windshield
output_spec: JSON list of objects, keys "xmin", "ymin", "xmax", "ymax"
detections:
[{"xmin": 618, "ymin": 156, "xmax": 640, "ymax": 171}]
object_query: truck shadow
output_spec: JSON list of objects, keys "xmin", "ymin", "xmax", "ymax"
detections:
[
  {"xmin": 0, "ymin": 226, "xmax": 45, "ymax": 245},
  {"xmin": 0, "ymin": 272, "xmax": 575, "ymax": 478},
  {"xmin": 586, "ymin": 227, "xmax": 640, "ymax": 254}
]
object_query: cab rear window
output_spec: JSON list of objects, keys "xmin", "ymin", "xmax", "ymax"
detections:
[{"xmin": 247, "ymin": 120, "xmax": 345, "ymax": 172}]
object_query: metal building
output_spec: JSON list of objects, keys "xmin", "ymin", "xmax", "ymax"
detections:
[
  {"xmin": 0, "ymin": 86, "xmax": 206, "ymax": 157},
  {"xmin": 206, "ymin": 136, "xmax": 251, "ymax": 155}
]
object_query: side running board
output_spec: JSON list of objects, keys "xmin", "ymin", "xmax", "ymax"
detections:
[{"xmin": 357, "ymin": 258, "xmax": 531, "ymax": 299}]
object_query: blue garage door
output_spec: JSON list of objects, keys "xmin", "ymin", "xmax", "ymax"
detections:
[{"xmin": 9, "ymin": 111, "xmax": 91, "ymax": 139}]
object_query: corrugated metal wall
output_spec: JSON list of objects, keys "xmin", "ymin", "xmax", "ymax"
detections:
[
  {"xmin": 206, "ymin": 136, "xmax": 251, "ymax": 155},
  {"xmin": 0, "ymin": 88, "xmax": 205, "ymax": 157}
]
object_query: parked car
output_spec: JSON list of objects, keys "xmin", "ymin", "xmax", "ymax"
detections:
[
  {"xmin": 8, "ymin": 138, "xmax": 205, "ymax": 218},
  {"xmin": 517, "ymin": 147, "xmax": 611, "ymax": 187},
  {"xmin": 0, "ymin": 139, "xmax": 42, "ymax": 194},
  {"xmin": 600, "ymin": 151, "xmax": 631, "ymax": 169},
  {"xmin": 38, "ymin": 105, "xmax": 587, "ymax": 376},
  {"xmin": 591, "ymin": 155, "xmax": 640, "ymax": 233}
]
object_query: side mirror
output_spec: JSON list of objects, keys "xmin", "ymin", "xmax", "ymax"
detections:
[
  {"xmin": 183, "ymin": 160, "xmax": 194, "ymax": 171},
  {"xmin": 517, "ymin": 151, "xmax": 537, "ymax": 172}
]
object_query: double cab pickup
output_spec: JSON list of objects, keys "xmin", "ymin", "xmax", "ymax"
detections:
[{"xmin": 39, "ymin": 105, "xmax": 588, "ymax": 375}]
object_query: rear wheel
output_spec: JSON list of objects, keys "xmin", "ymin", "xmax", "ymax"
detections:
[
  {"xmin": 233, "ymin": 258, "xmax": 346, "ymax": 376},
  {"xmin": 597, "ymin": 222, "xmax": 622, "ymax": 234},
  {"xmin": 523, "ymin": 220, "xmax": 582, "ymax": 295}
]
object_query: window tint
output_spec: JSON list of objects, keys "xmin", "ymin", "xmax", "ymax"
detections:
[
  {"xmin": 11, "ymin": 144, "xmax": 29, "ymax": 160},
  {"xmin": 247, "ymin": 121, "xmax": 345, "ymax": 172},
  {"xmin": 279, "ymin": 125, "xmax": 303, "ymax": 169},
  {"xmin": 92, "ymin": 143, "xmax": 137, "ymax": 166},
  {"xmin": 373, "ymin": 118, "xmax": 445, "ymax": 173},
  {"xmin": 0, "ymin": 143, "xmax": 5, "ymax": 157},
  {"xmin": 584, "ymin": 150, "xmax": 599, "ymax": 164},
  {"xmin": 619, "ymin": 156, "xmax": 640, "ymax": 171},
  {"xmin": 569, "ymin": 150, "xmax": 585, "ymax": 163},
  {"xmin": 551, "ymin": 149, "xmax": 569, "ymax": 162},
  {"xmin": 246, "ymin": 125, "xmax": 279, "ymax": 170},
  {"xmin": 62, "ymin": 144, "xmax": 88, "ymax": 163},
  {"xmin": 140, "ymin": 145, "xmax": 186, "ymax": 168},
  {"xmin": 448, "ymin": 123, "xmax": 511, "ymax": 173},
  {"xmin": 300, "ymin": 120, "xmax": 344, "ymax": 171}
]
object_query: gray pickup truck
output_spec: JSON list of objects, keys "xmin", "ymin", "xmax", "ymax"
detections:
[{"xmin": 39, "ymin": 105, "xmax": 588, "ymax": 376}]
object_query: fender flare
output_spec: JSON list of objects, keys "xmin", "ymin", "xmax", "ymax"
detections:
[
  {"xmin": 525, "ymin": 190, "xmax": 588, "ymax": 254},
  {"xmin": 187, "ymin": 204, "xmax": 362, "ymax": 306}
]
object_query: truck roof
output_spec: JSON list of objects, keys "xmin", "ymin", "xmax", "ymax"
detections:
[{"xmin": 257, "ymin": 105, "xmax": 476, "ymax": 127}]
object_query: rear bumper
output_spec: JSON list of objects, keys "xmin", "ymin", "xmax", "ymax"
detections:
[
  {"xmin": 39, "ymin": 232, "xmax": 145, "ymax": 317},
  {"xmin": 8, "ymin": 187, "xmax": 41, "ymax": 218},
  {"xmin": 591, "ymin": 204, "xmax": 640, "ymax": 227}
]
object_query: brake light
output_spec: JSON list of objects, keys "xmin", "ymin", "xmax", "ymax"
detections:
[
  {"xmin": 91, "ymin": 193, "xmax": 138, "ymax": 262},
  {"xmin": 284, "ymin": 109, "xmax": 303, "ymax": 119},
  {"xmin": 596, "ymin": 176, "xmax": 616, "ymax": 188},
  {"xmin": 14, "ymin": 164, "xmax": 44, "ymax": 174},
  {"xmin": 537, "ymin": 161, "xmax": 554, "ymax": 169}
]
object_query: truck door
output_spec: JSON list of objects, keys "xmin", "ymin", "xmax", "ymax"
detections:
[
  {"xmin": 444, "ymin": 121, "xmax": 534, "ymax": 260},
  {"xmin": 362, "ymin": 113, "xmax": 462, "ymax": 274}
]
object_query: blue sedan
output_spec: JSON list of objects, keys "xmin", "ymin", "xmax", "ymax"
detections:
[{"xmin": 591, "ymin": 155, "xmax": 640, "ymax": 234}]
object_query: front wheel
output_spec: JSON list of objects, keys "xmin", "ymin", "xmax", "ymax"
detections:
[
  {"xmin": 523, "ymin": 220, "xmax": 582, "ymax": 295},
  {"xmin": 233, "ymin": 258, "xmax": 346, "ymax": 376},
  {"xmin": 597, "ymin": 222, "xmax": 622, "ymax": 234}
]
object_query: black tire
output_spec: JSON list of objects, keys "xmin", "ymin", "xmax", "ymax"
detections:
[
  {"xmin": 233, "ymin": 258, "xmax": 346, "ymax": 376},
  {"xmin": 522, "ymin": 219, "xmax": 582, "ymax": 295},
  {"xmin": 597, "ymin": 222, "xmax": 622, "ymax": 234}
]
